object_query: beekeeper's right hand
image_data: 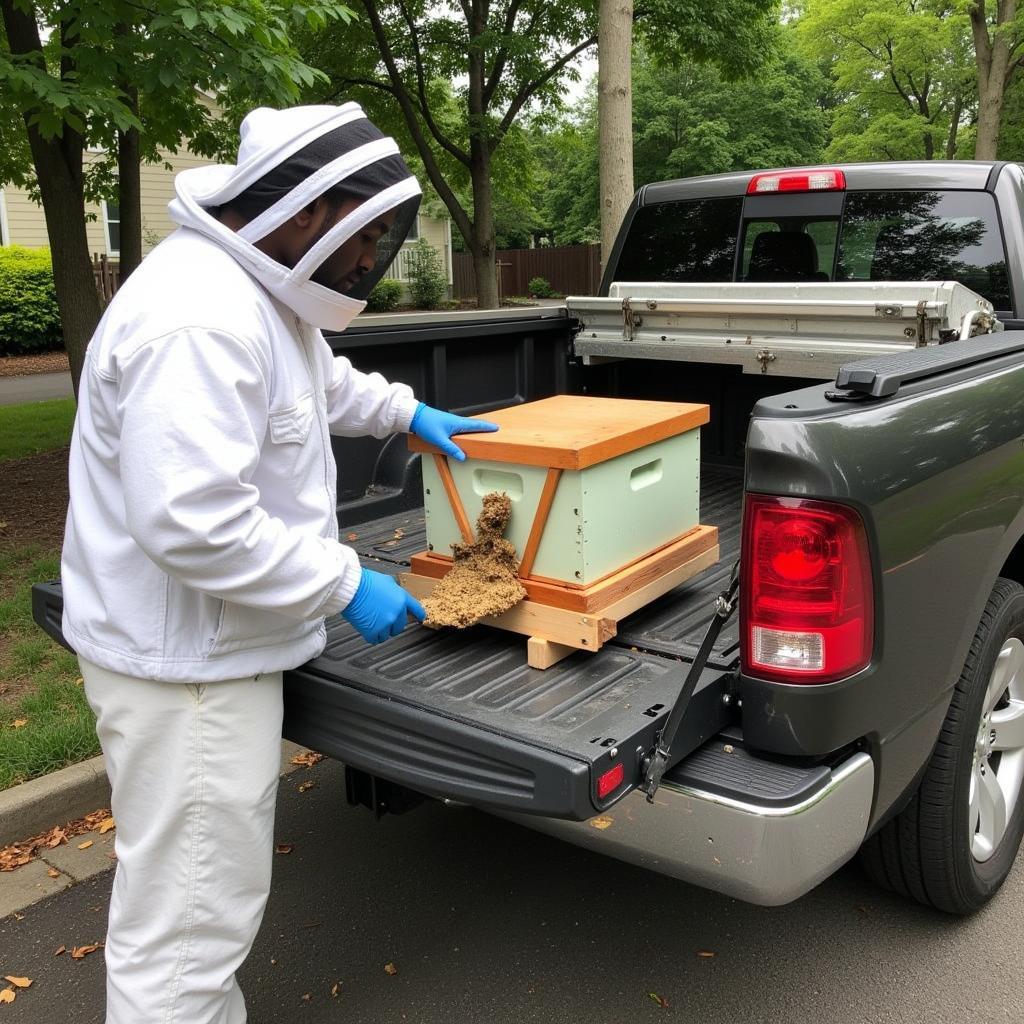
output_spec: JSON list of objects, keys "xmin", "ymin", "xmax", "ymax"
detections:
[{"xmin": 341, "ymin": 568, "xmax": 426, "ymax": 644}]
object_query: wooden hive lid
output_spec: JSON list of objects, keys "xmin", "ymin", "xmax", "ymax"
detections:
[{"xmin": 408, "ymin": 395, "xmax": 709, "ymax": 470}]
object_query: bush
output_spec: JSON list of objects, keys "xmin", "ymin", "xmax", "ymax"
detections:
[
  {"xmin": 406, "ymin": 237, "xmax": 447, "ymax": 310},
  {"xmin": 0, "ymin": 246, "xmax": 63, "ymax": 356},
  {"xmin": 527, "ymin": 276, "xmax": 556, "ymax": 298},
  {"xmin": 365, "ymin": 278, "xmax": 403, "ymax": 313}
]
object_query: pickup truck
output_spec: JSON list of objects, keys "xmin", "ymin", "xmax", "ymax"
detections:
[{"xmin": 34, "ymin": 159, "xmax": 1024, "ymax": 915}]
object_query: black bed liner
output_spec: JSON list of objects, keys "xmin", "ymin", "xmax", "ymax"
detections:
[{"xmin": 283, "ymin": 466, "xmax": 744, "ymax": 819}]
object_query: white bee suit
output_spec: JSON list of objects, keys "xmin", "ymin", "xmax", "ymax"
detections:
[{"xmin": 62, "ymin": 104, "xmax": 423, "ymax": 1023}]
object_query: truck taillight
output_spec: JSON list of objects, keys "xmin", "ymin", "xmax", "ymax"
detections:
[
  {"xmin": 741, "ymin": 496, "xmax": 873, "ymax": 684},
  {"xmin": 747, "ymin": 169, "xmax": 846, "ymax": 194}
]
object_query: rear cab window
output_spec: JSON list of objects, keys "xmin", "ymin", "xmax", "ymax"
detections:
[{"xmin": 611, "ymin": 187, "xmax": 1012, "ymax": 314}]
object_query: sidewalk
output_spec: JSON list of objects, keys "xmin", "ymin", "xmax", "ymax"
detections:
[
  {"xmin": 0, "ymin": 371, "xmax": 74, "ymax": 406},
  {"xmin": 0, "ymin": 741, "xmax": 313, "ymax": 918}
]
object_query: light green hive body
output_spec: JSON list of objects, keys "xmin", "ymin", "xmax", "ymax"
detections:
[{"xmin": 421, "ymin": 430, "xmax": 701, "ymax": 586}]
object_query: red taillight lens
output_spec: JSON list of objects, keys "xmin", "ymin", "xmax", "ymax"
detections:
[
  {"xmin": 597, "ymin": 762, "xmax": 625, "ymax": 800},
  {"xmin": 741, "ymin": 496, "xmax": 873, "ymax": 684},
  {"xmin": 747, "ymin": 169, "xmax": 846, "ymax": 194}
]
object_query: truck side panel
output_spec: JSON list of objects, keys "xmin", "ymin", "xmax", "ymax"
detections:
[{"xmin": 740, "ymin": 354, "xmax": 1024, "ymax": 825}]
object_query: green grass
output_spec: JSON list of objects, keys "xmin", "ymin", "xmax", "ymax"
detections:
[
  {"xmin": 0, "ymin": 397, "xmax": 76, "ymax": 462},
  {"xmin": 0, "ymin": 545, "xmax": 98, "ymax": 791}
]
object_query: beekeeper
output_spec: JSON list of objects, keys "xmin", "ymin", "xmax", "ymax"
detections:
[{"xmin": 60, "ymin": 103, "xmax": 496, "ymax": 1024}]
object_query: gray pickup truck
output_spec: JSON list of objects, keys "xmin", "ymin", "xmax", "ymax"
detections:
[{"xmin": 34, "ymin": 159, "xmax": 1024, "ymax": 915}]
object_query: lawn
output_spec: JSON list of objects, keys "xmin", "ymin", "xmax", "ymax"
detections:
[
  {"xmin": 0, "ymin": 398, "xmax": 96, "ymax": 791},
  {"xmin": 0, "ymin": 397, "xmax": 76, "ymax": 461}
]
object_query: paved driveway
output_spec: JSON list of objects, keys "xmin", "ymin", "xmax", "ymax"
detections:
[{"xmin": 2, "ymin": 757, "xmax": 1022, "ymax": 1023}]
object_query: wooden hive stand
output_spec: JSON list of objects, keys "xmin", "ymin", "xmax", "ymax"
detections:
[{"xmin": 401, "ymin": 449, "xmax": 720, "ymax": 671}]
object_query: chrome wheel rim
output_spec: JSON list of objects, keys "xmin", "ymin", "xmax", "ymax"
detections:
[{"xmin": 970, "ymin": 637, "xmax": 1024, "ymax": 862}]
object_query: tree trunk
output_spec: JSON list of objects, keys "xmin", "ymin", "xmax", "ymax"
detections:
[
  {"xmin": 117, "ymin": 66, "xmax": 143, "ymax": 280},
  {"xmin": 598, "ymin": 0, "xmax": 634, "ymax": 273},
  {"xmin": 1, "ymin": 0, "xmax": 102, "ymax": 399},
  {"xmin": 118, "ymin": 118, "xmax": 143, "ymax": 280},
  {"xmin": 466, "ymin": 1, "xmax": 499, "ymax": 309},
  {"xmin": 946, "ymin": 93, "xmax": 963, "ymax": 158},
  {"xmin": 970, "ymin": 0, "xmax": 1017, "ymax": 160}
]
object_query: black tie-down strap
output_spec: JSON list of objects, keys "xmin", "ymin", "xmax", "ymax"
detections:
[{"xmin": 640, "ymin": 562, "xmax": 740, "ymax": 802}]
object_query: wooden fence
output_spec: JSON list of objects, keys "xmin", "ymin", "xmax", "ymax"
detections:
[
  {"xmin": 453, "ymin": 244, "xmax": 601, "ymax": 300},
  {"xmin": 93, "ymin": 253, "xmax": 120, "ymax": 303}
]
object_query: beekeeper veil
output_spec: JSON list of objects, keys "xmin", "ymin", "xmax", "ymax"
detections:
[{"xmin": 169, "ymin": 103, "xmax": 422, "ymax": 331}]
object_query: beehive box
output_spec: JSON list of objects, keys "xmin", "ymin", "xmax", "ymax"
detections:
[{"xmin": 409, "ymin": 395, "xmax": 709, "ymax": 587}]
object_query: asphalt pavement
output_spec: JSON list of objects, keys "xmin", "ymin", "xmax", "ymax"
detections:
[
  {"xmin": 2, "ymin": 756, "xmax": 1023, "ymax": 1023},
  {"xmin": 0, "ymin": 372, "xmax": 73, "ymax": 406}
]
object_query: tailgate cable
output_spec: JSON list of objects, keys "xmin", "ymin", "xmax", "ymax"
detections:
[{"xmin": 640, "ymin": 561, "xmax": 739, "ymax": 803}]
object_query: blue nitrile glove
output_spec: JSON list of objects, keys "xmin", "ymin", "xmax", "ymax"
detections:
[
  {"xmin": 409, "ymin": 402, "xmax": 499, "ymax": 462},
  {"xmin": 341, "ymin": 569, "xmax": 426, "ymax": 645}
]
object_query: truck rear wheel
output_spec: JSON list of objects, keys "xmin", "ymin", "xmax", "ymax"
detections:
[{"xmin": 860, "ymin": 577, "xmax": 1024, "ymax": 914}]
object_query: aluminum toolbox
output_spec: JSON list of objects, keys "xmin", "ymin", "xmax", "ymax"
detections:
[{"xmin": 569, "ymin": 280, "xmax": 1000, "ymax": 379}]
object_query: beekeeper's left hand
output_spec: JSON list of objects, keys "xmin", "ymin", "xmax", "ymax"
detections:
[{"xmin": 409, "ymin": 403, "xmax": 498, "ymax": 461}]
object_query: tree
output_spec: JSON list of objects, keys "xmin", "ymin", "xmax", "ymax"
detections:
[
  {"xmin": 540, "ymin": 39, "xmax": 827, "ymax": 244},
  {"xmin": 599, "ymin": 0, "xmax": 633, "ymax": 269},
  {"xmin": 303, "ymin": 0, "xmax": 777, "ymax": 308},
  {"xmin": 967, "ymin": 0, "xmax": 1024, "ymax": 159},
  {"xmin": 0, "ymin": 0, "xmax": 353, "ymax": 397},
  {"xmin": 797, "ymin": 0, "xmax": 974, "ymax": 162}
]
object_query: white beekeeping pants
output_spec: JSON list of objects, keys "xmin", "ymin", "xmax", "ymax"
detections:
[{"xmin": 80, "ymin": 658, "xmax": 284, "ymax": 1024}]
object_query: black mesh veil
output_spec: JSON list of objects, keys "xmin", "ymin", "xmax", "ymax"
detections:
[{"xmin": 213, "ymin": 116, "xmax": 421, "ymax": 301}]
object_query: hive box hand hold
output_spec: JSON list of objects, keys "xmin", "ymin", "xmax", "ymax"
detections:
[{"xmin": 405, "ymin": 395, "xmax": 719, "ymax": 669}]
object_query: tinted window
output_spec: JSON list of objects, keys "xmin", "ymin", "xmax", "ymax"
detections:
[
  {"xmin": 614, "ymin": 197, "xmax": 741, "ymax": 283},
  {"xmin": 741, "ymin": 218, "xmax": 839, "ymax": 281},
  {"xmin": 838, "ymin": 191, "xmax": 1010, "ymax": 310}
]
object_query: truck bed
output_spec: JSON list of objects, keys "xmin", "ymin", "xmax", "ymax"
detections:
[{"xmin": 281, "ymin": 465, "xmax": 743, "ymax": 819}]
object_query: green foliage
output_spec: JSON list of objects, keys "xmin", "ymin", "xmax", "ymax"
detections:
[
  {"xmin": 527, "ymin": 276, "xmax": 556, "ymax": 298},
  {"xmin": 406, "ymin": 238, "xmax": 447, "ymax": 310},
  {"xmin": 0, "ymin": 398, "xmax": 76, "ymax": 462},
  {"xmin": 797, "ymin": 0, "xmax": 975, "ymax": 161},
  {"xmin": 0, "ymin": 246, "xmax": 62, "ymax": 355},
  {"xmin": 540, "ymin": 38, "xmax": 826, "ymax": 246},
  {"xmin": 365, "ymin": 277, "xmax": 403, "ymax": 313}
]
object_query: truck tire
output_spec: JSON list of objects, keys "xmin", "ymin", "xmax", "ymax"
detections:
[{"xmin": 860, "ymin": 577, "xmax": 1024, "ymax": 914}]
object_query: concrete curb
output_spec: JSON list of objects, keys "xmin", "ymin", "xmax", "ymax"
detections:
[{"xmin": 0, "ymin": 741, "xmax": 310, "ymax": 849}]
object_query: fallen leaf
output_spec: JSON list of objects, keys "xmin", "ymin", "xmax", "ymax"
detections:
[
  {"xmin": 3, "ymin": 977, "xmax": 31, "ymax": 989},
  {"xmin": 47, "ymin": 868, "xmax": 60, "ymax": 878},
  {"xmin": 12, "ymin": 719, "xmax": 27, "ymax": 729},
  {"xmin": 71, "ymin": 943, "xmax": 102, "ymax": 959},
  {"xmin": 298, "ymin": 780, "xmax": 315, "ymax": 793},
  {"xmin": 0, "ymin": 989, "xmax": 14, "ymax": 1004},
  {"xmin": 301, "ymin": 993, "xmax": 311, "ymax": 1002},
  {"xmin": 274, "ymin": 844, "xmax": 294, "ymax": 855},
  {"xmin": 98, "ymin": 817, "xmax": 115, "ymax": 834},
  {"xmin": 723, "ymin": 744, "xmax": 734, "ymax": 754},
  {"xmin": 46, "ymin": 829, "xmax": 66, "ymax": 849},
  {"xmin": 330, "ymin": 982, "xmax": 341, "ymax": 997},
  {"xmin": 77, "ymin": 840, "xmax": 93, "ymax": 850},
  {"xmin": 384, "ymin": 962, "xmax": 398, "ymax": 976},
  {"xmin": 590, "ymin": 816, "xmax": 614, "ymax": 830},
  {"xmin": 346, "ymin": 532, "xmax": 359, "ymax": 541},
  {"xmin": 394, "ymin": 529, "xmax": 405, "ymax": 539},
  {"xmin": 696, "ymin": 950, "xmax": 716, "ymax": 958},
  {"xmin": 648, "ymin": 992, "xmax": 669, "ymax": 1008},
  {"xmin": 290, "ymin": 751, "xmax": 323, "ymax": 767},
  {"xmin": 55, "ymin": 946, "xmax": 66, "ymax": 956}
]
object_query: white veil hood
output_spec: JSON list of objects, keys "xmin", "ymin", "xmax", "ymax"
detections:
[{"xmin": 168, "ymin": 104, "xmax": 422, "ymax": 332}]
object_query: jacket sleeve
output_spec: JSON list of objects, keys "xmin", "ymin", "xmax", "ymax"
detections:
[
  {"xmin": 116, "ymin": 328, "xmax": 361, "ymax": 619},
  {"xmin": 317, "ymin": 331, "xmax": 419, "ymax": 437}
]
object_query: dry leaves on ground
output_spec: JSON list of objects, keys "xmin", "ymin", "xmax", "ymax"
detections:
[
  {"xmin": 0, "ymin": 989, "xmax": 14, "ymax": 1004},
  {"xmin": 696, "ymin": 950, "xmax": 716, "ymax": 958},
  {"xmin": 70, "ymin": 943, "xmax": 103, "ymax": 959},
  {"xmin": 11, "ymin": 718, "xmax": 27, "ymax": 729},
  {"xmin": 384, "ymin": 962, "xmax": 398, "ymax": 976},
  {"xmin": 2, "ymin": 978, "xmax": 31, "ymax": 990},
  {"xmin": 274, "ymin": 843, "xmax": 294, "ymax": 855},
  {"xmin": 648, "ymin": 992, "xmax": 670, "ymax": 1008},
  {"xmin": 77, "ymin": 840, "xmax": 93, "ymax": 850},
  {"xmin": 297, "ymin": 780, "xmax": 315, "ymax": 793},
  {"xmin": 0, "ymin": 808, "xmax": 112, "ymax": 872},
  {"xmin": 290, "ymin": 751, "xmax": 323, "ymax": 767}
]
